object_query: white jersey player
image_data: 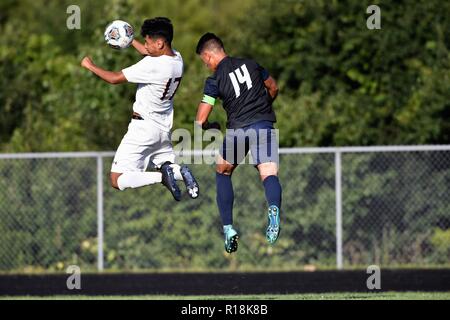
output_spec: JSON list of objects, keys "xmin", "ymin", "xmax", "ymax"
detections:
[{"xmin": 81, "ymin": 17, "xmax": 198, "ymax": 201}]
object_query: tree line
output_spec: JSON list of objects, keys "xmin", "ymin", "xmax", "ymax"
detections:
[{"xmin": 0, "ymin": 0, "xmax": 448, "ymax": 152}]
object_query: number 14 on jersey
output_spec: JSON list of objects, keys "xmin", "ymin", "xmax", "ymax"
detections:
[{"xmin": 229, "ymin": 64, "xmax": 253, "ymax": 98}]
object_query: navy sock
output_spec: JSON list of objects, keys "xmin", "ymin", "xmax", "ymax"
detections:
[
  {"xmin": 263, "ymin": 175, "xmax": 282, "ymax": 209},
  {"xmin": 216, "ymin": 172, "xmax": 234, "ymax": 226}
]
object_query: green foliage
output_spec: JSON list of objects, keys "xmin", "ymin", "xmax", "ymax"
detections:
[
  {"xmin": 1, "ymin": 0, "xmax": 449, "ymax": 150},
  {"xmin": 0, "ymin": 0, "xmax": 449, "ymax": 272},
  {"xmin": 232, "ymin": 0, "xmax": 450, "ymax": 146},
  {"xmin": 0, "ymin": 0, "xmax": 252, "ymax": 151},
  {"xmin": 431, "ymin": 228, "xmax": 450, "ymax": 263}
]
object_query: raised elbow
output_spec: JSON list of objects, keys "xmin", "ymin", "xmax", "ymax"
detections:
[
  {"xmin": 272, "ymin": 86, "xmax": 279, "ymax": 95},
  {"xmin": 269, "ymin": 86, "xmax": 279, "ymax": 100},
  {"xmin": 109, "ymin": 72, "xmax": 126, "ymax": 85}
]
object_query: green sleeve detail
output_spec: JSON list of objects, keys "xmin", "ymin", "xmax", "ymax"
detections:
[{"xmin": 202, "ymin": 95, "xmax": 216, "ymax": 106}]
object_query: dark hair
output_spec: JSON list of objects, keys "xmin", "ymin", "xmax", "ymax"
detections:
[
  {"xmin": 140, "ymin": 17, "xmax": 173, "ymax": 45},
  {"xmin": 196, "ymin": 32, "xmax": 224, "ymax": 54}
]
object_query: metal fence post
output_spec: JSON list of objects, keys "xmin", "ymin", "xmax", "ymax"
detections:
[
  {"xmin": 97, "ymin": 155, "xmax": 104, "ymax": 272},
  {"xmin": 335, "ymin": 150, "xmax": 343, "ymax": 270}
]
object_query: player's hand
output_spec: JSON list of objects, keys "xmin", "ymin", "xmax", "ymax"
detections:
[
  {"xmin": 208, "ymin": 122, "xmax": 221, "ymax": 130},
  {"xmin": 81, "ymin": 56, "xmax": 93, "ymax": 69},
  {"xmin": 202, "ymin": 121, "xmax": 221, "ymax": 130},
  {"xmin": 131, "ymin": 39, "xmax": 149, "ymax": 56}
]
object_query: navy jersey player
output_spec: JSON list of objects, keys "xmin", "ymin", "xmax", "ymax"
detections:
[{"xmin": 195, "ymin": 33, "xmax": 282, "ymax": 253}]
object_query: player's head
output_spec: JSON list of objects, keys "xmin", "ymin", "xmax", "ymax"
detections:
[
  {"xmin": 141, "ymin": 17, "xmax": 173, "ymax": 55},
  {"xmin": 196, "ymin": 33, "xmax": 227, "ymax": 71}
]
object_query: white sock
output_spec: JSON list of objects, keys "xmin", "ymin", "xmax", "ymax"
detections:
[
  {"xmin": 170, "ymin": 164, "xmax": 183, "ymax": 181},
  {"xmin": 117, "ymin": 172, "xmax": 162, "ymax": 191}
]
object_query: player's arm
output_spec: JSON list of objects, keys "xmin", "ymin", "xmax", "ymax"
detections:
[
  {"xmin": 259, "ymin": 64, "xmax": 279, "ymax": 103},
  {"xmin": 196, "ymin": 78, "xmax": 221, "ymax": 130},
  {"xmin": 81, "ymin": 56, "xmax": 127, "ymax": 85},
  {"xmin": 131, "ymin": 39, "xmax": 148, "ymax": 56},
  {"xmin": 196, "ymin": 102, "xmax": 216, "ymax": 130},
  {"xmin": 264, "ymin": 76, "xmax": 279, "ymax": 103}
]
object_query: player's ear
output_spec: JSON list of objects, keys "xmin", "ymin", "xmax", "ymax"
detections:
[
  {"xmin": 201, "ymin": 52, "xmax": 211, "ymax": 63},
  {"xmin": 157, "ymin": 38, "xmax": 165, "ymax": 50}
]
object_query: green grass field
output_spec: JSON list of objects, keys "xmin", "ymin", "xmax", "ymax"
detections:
[{"xmin": 2, "ymin": 292, "xmax": 449, "ymax": 300}]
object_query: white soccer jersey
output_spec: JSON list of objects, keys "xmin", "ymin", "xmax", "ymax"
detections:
[{"xmin": 122, "ymin": 50, "xmax": 183, "ymax": 132}]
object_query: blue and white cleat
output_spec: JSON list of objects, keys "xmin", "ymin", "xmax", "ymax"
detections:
[
  {"xmin": 266, "ymin": 205, "xmax": 280, "ymax": 244},
  {"xmin": 223, "ymin": 225, "xmax": 239, "ymax": 253},
  {"xmin": 161, "ymin": 162, "xmax": 181, "ymax": 201},
  {"xmin": 180, "ymin": 165, "xmax": 199, "ymax": 199}
]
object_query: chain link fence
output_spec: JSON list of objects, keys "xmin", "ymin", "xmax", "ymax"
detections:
[
  {"xmin": 0, "ymin": 156, "xmax": 98, "ymax": 272},
  {"xmin": 0, "ymin": 146, "xmax": 449, "ymax": 272}
]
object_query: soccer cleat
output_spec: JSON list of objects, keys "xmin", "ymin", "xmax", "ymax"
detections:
[
  {"xmin": 180, "ymin": 166, "xmax": 199, "ymax": 199},
  {"xmin": 266, "ymin": 205, "xmax": 281, "ymax": 244},
  {"xmin": 160, "ymin": 163, "xmax": 181, "ymax": 201},
  {"xmin": 223, "ymin": 225, "xmax": 239, "ymax": 253}
]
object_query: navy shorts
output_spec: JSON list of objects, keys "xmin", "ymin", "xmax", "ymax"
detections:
[{"xmin": 220, "ymin": 121, "xmax": 279, "ymax": 165}]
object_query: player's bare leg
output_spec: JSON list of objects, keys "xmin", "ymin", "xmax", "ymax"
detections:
[
  {"xmin": 110, "ymin": 171, "xmax": 162, "ymax": 190},
  {"xmin": 216, "ymin": 155, "xmax": 239, "ymax": 253},
  {"xmin": 258, "ymin": 162, "xmax": 282, "ymax": 244}
]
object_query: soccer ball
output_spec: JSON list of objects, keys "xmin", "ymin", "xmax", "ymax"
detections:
[{"xmin": 104, "ymin": 20, "xmax": 134, "ymax": 49}]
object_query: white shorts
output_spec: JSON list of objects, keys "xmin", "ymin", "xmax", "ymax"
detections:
[{"xmin": 111, "ymin": 119, "xmax": 175, "ymax": 173}]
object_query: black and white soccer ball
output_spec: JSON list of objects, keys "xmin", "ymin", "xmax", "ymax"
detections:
[{"xmin": 104, "ymin": 20, "xmax": 134, "ymax": 50}]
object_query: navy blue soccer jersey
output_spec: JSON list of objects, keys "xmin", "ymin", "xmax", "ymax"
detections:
[{"xmin": 201, "ymin": 56, "xmax": 276, "ymax": 129}]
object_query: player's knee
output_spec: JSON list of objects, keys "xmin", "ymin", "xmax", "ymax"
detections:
[
  {"xmin": 110, "ymin": 173, "xmax": 121, "ymax": 190},
  {"xmin": 216, "ymin": 164, "xmax": 234, "ymax": 176},
  {"xmin": 110, "ymin": 179, "xmax": 119, "ymax": 190},
  {"xmin": 261, "ymin": 174, "xmax": 278, "ymax": 182},
  {"xmin": 258, "ymin": 163, "xmax": 278, "ymax": 181}
]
